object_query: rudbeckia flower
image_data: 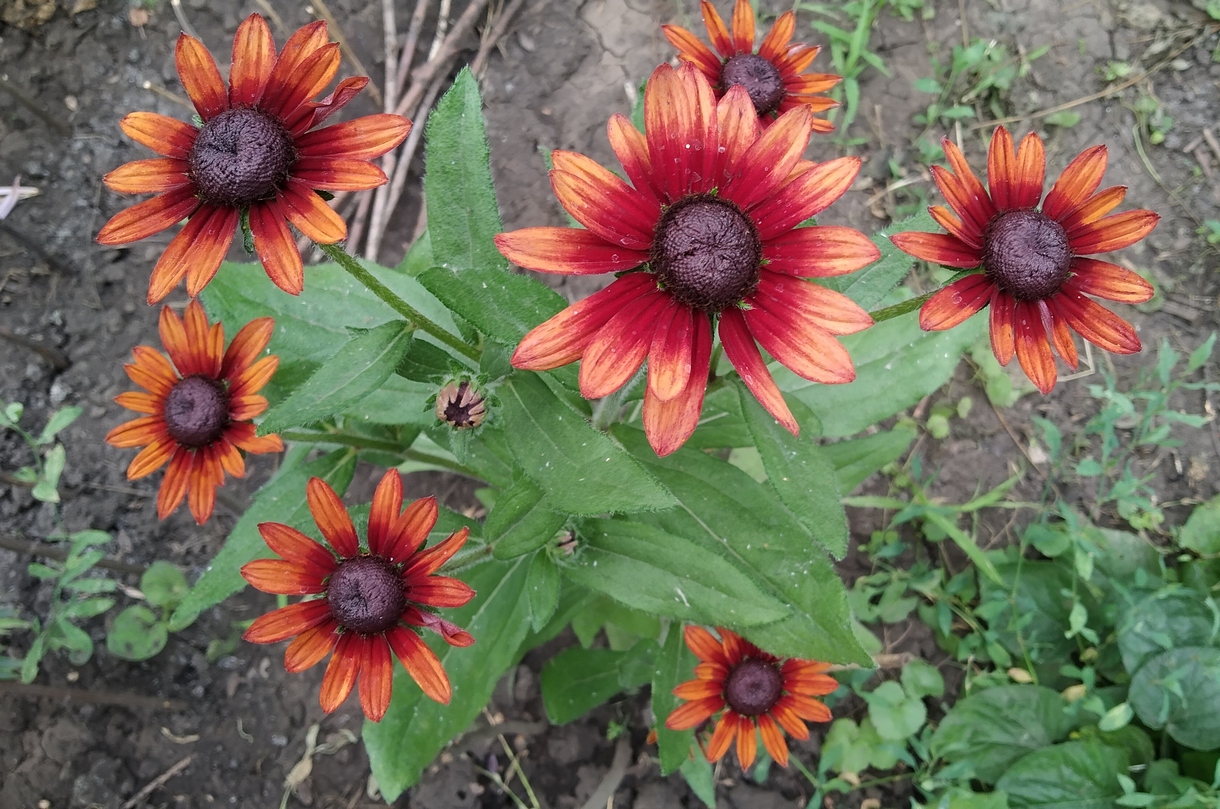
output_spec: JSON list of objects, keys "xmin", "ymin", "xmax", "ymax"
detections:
[
  {"xmin": 494, "ymin": 64, "xmax": 878, "ymax": 457},
  {"xmin": 241, "ymin": 470, "xmax": 475, "ymax": 722},
  {"xmin": 663, "ymin": 0, "xmax": 839, "ymax": 129},
  {"xmin": 665, "ymin": 626, "xmax": 836, "ymax": 769},
  {"xmin": 105, "ymin": 300, "xmax": 282, "ymax": 524},
  {"xmin": 96, "ymin": 13, "xmax": 412, "ymax": 303},
  {"xmin": 890, "ymin": 127, "xmax": 1158, "ymax": 393}
]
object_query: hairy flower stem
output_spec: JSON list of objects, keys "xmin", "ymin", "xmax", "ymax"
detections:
[
  {"xmin": 317, "ymin": 242, "xmax": 482, "ymax": 362},
  {"xmin": 867, "ymin": 269, "xmax": 981, "ymax": 324}
]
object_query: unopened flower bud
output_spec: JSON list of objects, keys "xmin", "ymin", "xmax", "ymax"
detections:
[{"xmin": 435, "ymin": 381, "xmax": 486, "ymax": 429}]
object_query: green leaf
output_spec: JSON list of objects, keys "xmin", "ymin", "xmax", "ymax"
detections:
[
  {"xmin": 106, "ymin": 605, "xmax": 167, "ymax": 661},
  {"xmin": 994, "ymin": 740, "xmax": 1128, "ymax": 808},
  {"xmin": 1129, "ymin": 646, "xmax": 1220, "ymax": 750},
  {"xmin": 823, "ymin": 427, "xmax": 916, "ymax": 494},
  {"xmin": 979, "ymin": 560, "xmax": 1079, "ymax": 665},
  {"xmin": 365, "ymin": 558, "xmax": 534, "ymax": 800},
  {"xmin": 540, "ymin": 640, "xmax": 658, "ymax": 724},
  {"xmin": 200, "ymin": 260, "xmax": 459, "ymax": 372},
  {"xmin": 865, "ymin": 680, "xmax": 926, "ymax": 741},
  {"xmin": 821, "ymin": 209, "xmax": 933, "ymax": 310},
  {"xmin": 780, "ymin": 311, "xmax": 986, "ymax": 437},
  {"xmin": 564, "ymin": 519, "xmax": 791, "ymax": 628},
  {"xmin": 260, "ymin": 321, "xmax": 414, "ymax": 434},
  {"xmin": 1180, "ymin": 494, "xmax": 1220, "ymax": 555},
  {"xmin": 417, "ymin": 265, "xmax": 566, "ymax": 348},
  {"xmin": 500, "ymin": 374, "xmax": 675, "ymax": 515},
  {"xmin": 614, "ymin": 426, "xmax": 870, "ymax": 665},
  {"xmin": 487, "ymin": 477, "xmax": 567, "ymax": 560},
  {"xmin": 61, "ymin": 597, "xmax": 115, "ymax": 620},
  {"xmin": 396, "ymin": 229, "xmax": 433, "ymax": 275},
  {"xmin": 923, "ymin": 510, "xmax": 1002, "ymax": 585},
  {"xmin": 37, "ymin": 406, "xmax": 81, "ymax": 445},
  {"xmin": 140, "ymin": 561, "xmax": 189, "ymax": 610},
  {"xmin": 680, "ymin": 745, "xmax": 716, "ymax": 808},
  {"xmin": 931, "ymin": 685, "xmax": 1073, "ymax": 784},
  {"xmin": 653, "ymin": 626, "xmax": 699, "ymax": 776},
  {"xmin": 0, "ymin": 401, "xmax": 22, "ymax": 427},
  {"xmin": 526, "ymin": 551, "xmax": 559, "ymax": 632},
  {"xmin": 1187, "ymin": 333, "xmax": 1216, "ymax": 372},
  {"xmin": 941, "ymin": 789, "xmax": 1010, "ymax": 809},
  {"xmin": 1097, "ymin": 702, "xmax": 1135, "ymax": 732},
  {"xmin": 424, "ymin": 68, "xmax": 507, "ymax": 276},
  {"xmin": 738, "ymin": 385, "xmax": 848, "ymax": 558},
  {"xmin": 902, "ymin": 658, "xmax": 945, "ymax": 698},
  {"xmin": 32, "ymin": 444, "xmax": 65, "ymax": 503},
  {"xmin": 1043, "ymin": 110, "xmax": 1082, "ymax": 128},
  {"xmin": 169, "ymin": 450, "xmax": 356, "ymax": 631},
  {"xmin": 1118, "ymin": 589, "xmax": 1219, "ymax": 674}
]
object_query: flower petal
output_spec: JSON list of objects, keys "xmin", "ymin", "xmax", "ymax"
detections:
[
  {"xmin": 754, "ymin": 272, "xmax": 873, "ymax": 336},
  {"xmin": 761, "ymin": 225, "xmax": 879, "ymax": 277},
  {"xmin": 96, "ymin": 187, "xmax": 200, "ymax": 246},
  {"xmin": 104, "ymin": 158, "xmax": 191, "ymax": 194},
  {"xmin": 989, "ymin": 287, "xmax": 1016, "ymax": 365},
  {"xmin": 663, "ymin": 24, "xmax": 723, "ymax": 78},
  {"xmin": 579, "ymin": 291, "xmax": 668, "ymax": 399},
  {"xmin": 224, "ymin": 422, "xmax": 283, "ymax": 455},
  {"xmin": 114, "ymin": 391, "xmax": 161, "ymax": 415},
  {"xmin": 889, "ymin": 231, "xmax": 982, "ymax": 269},
  {"xmin": 607, "ymin": 113, "xmax": 661, "ymax": 204},
  {"xmin": 186, "ymin": 448, "xmax": 221, "ymax": 524},
  {"xmin": 700, "ymin": 0, "xmax": 734, "ymax": 57},
  {"xmin": 674, "ymin": 679, "xmax": 725, "ymax": 700},
  {"xmin": 241, "ymin": 558, "xmax": 327, "ymax": 595},
  {"xmin": 222, "ymin": 316, "xmax": 275, "ymax": 379},
  {"xmin": 292, "ymin": 156, "xmax": 387, "ymax": 191},
  {"xmin": 719, "ymin": 307, "xmax": 797, "ymax": 434},
  {"xmin": 228, "ymin": 355, "xmax": 280, "ymax": 399},
  {"xmin": 119, "ymin": 112, "xmax": 198, "ymax": 159},
  {"xmin": 715, "ymin": 86, "xmax": 761, "ymax": 186},
  {"xmin": 175, "ymin": 33, "xmax": 228, "ymax": 120},
  {"xmin": 127, "ymin": 435, "xmax": 177, "ymax": 479},
  {"xmin": 406, "ymin": 577, "xmax": 475, "ymax": 608},
  {"xmin": 127, "ymin": 345, "xmax": 178, "ymax": 397},
  {"xmin": 387, "ymin": 626, "xmax": 451, "ymax": 704},
  {"xmin": 1013, "ymin": 299, "xmax": 1057, "ymax": 394},
  {"xmin": 1053, "ymin": 284, "xmax": 1142, "ymax": 355},
  {"xmin": 148, "ymin": 205, "xmax": 238, "ymax": 303},
  {"xmin": 495, "ymin": 227, "xmax": 648, "ymax": 276},
  {"xmin": 367, "ymin": 469, "xmax": 404, "ymax": 558},
  {"xmin": 645, "ymin": 64, "xmax": 702, "ymax": 201},
  {"xmin": 665, "ymin": 696, "xmax": 724, "ymax": 730},
  {"xmin": 750, "ymin": 156, "xmax": 860, "ymax": 240},
  {"xmin": 107, "ymin": 414, "xmax": 166, "ymax": 450},
  {"xmin": 937, "ymin": 138, "xmax": 996, "ymax": 231},
  {"xmin": 157, "ymin": 304, "xmax": 192, "ymax": 376},
  {"xmin": 928, "ymin": 204, "xmax": 983, "ymax": 250},
  {"xmin": 643, "ymin": 313, "xmax": 712, "ymax": 456},
  {"xmin": 296, "ymin": 114, "xmax": 412, "ymax": 161},
  {"xmin": 684, "ymin": 625, "xmax": 729, "ymax": 665},
  {"xmin": 735, "ymin": 714, "xmax": 757, "ymax": 770},
  {"xmin": 264, "ymin": 43, "xmax": 341, "ymax": 120},
  {"xmin": 249, "ymin": 200, "xmax": 305, "ymax": 295},
  {"xmin": 1045, "ymin": 299, "xmax": 1078, "ymax": 369},
  {"xmin": 744, "ymin": 303, "xmax": 856, "ymax": 385},
  {"xmin": 757, "ymin": 714, "xmax": 789, "ymax": 767},
  {"xmin": 1067, "ymin": 209, "xmax": 1158, "ymax": 254},
  {"xmin": 918, "ymin": 273, "xmax": 993, "ymax": 331},
  {"xmin": 550, "ymin": 151, "xmax": 658, "ymax": 249},
  {"xmin": 722, "ymin": 105, "xmax": 814, "ymax": 212},
  {"xmin": 288, "ymin": 76, "xmax": 372, "ymax": 135},
  {"xmin": 1062, "ymin": 186, "xmax": 1127, "ymax": 233},
  {"xmin": 243, "ymin": 599, "xmax": 332, "ymax": 644},
  {"xmin": 730, "ymin": 0, "xmax": 754, "ymax": 53},
  {"xmin": 307, "ymin": 476, "xmax": 359, "ymax": 557},
  {"xmin": 278, "ymin": 179, "xmax": 347, "ymax": 243},
  {"xmin": 258, "ymin": 522, "xmax": 337, "ymax": 574},
  {"xmin": 784, "ymin": 693, "xmax": 832, "ymax": 722},
  {"xmin": 358, "ymin": 635, "xmax": 394, "ymax": 722},
  {"xmin": 319, "ymin": 633, "xmax": 360, "ymax": 713},
  {"xmin": 1043, "ymin": 145, "xmax": 1107, "ymax": 221},
  {"xmin": 228, "ymin": 395, "xmax": 268, "ymax": 422},
  {"xmin": 511, "ymin": 274, "xmax": 656, "ymax": 369},
  {"xmin": 772, "ymin": 698, "xmax": 810, "ymax": 739},
  {"xmin": 384, "ymin": 495, "xmax": 439, "ymax": 565},
  {"xmin": 230, "ymin": 13, "xmax": 276, "ymax": 108},
  {"xmin": 1068, "ymin": 257, "xmax": 1154, "ymax": 304},
  {"xmin": 284, "ymin": 621, "xmax": 339, "ymax": 672},
  {"xmin": 758, "ymin": 11, "xmax": 795, "ymax": 60},
  {"xmin": 706, "ymin": 716, "xmax": 737, "ymax": 762},
  {"xmin": 401, "ymin": 527, "xmax": 471, "ymax": 580},
  {"xmin": 1011, "ymin": 130, "xmax": 1046, "ymax": 209},
  {"xmin": 647, "ymin": 301, "xmax": 695, "ymax": 402},
  {"xmin": 156, "ymin": 448, "xmax": 191, "ymax": 518}
]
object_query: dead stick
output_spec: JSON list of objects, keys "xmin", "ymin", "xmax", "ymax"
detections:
[
  {"xmin": 121, "ymin": 755, "xmax": 194, "ymax": 809},
  {"xmin": 395, "ymin": 0, "xmax": 434, "ymax": 101},
  {"xmin": 471, "ymin": 0, "xmax": 526, "ymax": 76},
  {"xmin": 0, "ymin": 327, "xmax": 71, "ymax": 370},
  {"xmin": 0, "ymin": 77, "xmax": 72, "ymax": 136},
  {"xmin": 0, "ymin": 533, "xmax": 146, "ymax": 575},
  {"xmin": 392, "ymin": 0, "xmax": 490, "ymax": 118},
  {"xmin": 382, "ymin": 0, "xmax": 399, "ymax": 115}
]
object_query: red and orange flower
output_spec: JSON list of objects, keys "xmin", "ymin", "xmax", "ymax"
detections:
[
  {"xmin": 665, "ymin": 626, "xmax": 836, "ymax": 770},
  {"xmin": 891, "ymin": 127, "xmax": 1158, "ymax": 393},
  {"xmin": 663, "ymin": 0, "xmax": 839, "ymax": 129},
  {"xmin": 105, "ymin": 300, "xmax": 281, "ymax": 524},
  {"xmin": 241, "ymin": 470, "xmax": 475, "ymax": 722},
  {"xmin": 96, "ymin": 13, "xmax": 412, "ymax": 304},
  {"xmin": 494, "ymin": 63, "xmax": 878, "ymax": 457}
]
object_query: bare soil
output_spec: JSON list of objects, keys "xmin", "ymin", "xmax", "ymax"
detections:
[{"xmin": 1, "ymin": 0, "xmax": 1218, "ymax": 807}]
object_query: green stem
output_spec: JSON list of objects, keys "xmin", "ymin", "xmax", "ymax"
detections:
[
  {"xmin": 278, "ymin": 429, "xmax": 479, "ymax": 477},
  {"xmin": 317, "ymin": 242, "xmax": 481, "ymax": 362},
  {"xmin": 866, "ymin": 269, "xmax": 982, "ymax": 324}
]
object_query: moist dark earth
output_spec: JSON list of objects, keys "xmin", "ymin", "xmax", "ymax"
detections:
[{"xmin": 2, "ymin": 0, "xmax": 1219, "ymax": 807}]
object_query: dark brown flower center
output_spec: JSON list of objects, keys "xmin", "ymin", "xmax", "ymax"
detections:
[
  {"xmin": 436, "ymin": 381, "xmax": 486, "ymax": 429},
  {"xmin": 724, "ymin": 658, "xmax": 783, "ymax": 717},
  {"xmin": 721, "ymin": 53, "xmax": 786, "ymax": 117},
  {"xmin": 187, "ymin": 108, "xmax": 297, "ymax": 208},
  {"xmin": 163, "ymin": 375, "xmax": 229, "ymax": 448},
  {"xmin": 651, "ymin": 195, "xmax": 761, "ymax": 311},
  {"xmin": 983, "ymin": 209, "xmax": 1072, "ymax": 301},
  {"xmin": 327, "ymin": 556, "xmax": 406, "ymax": 635}
]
